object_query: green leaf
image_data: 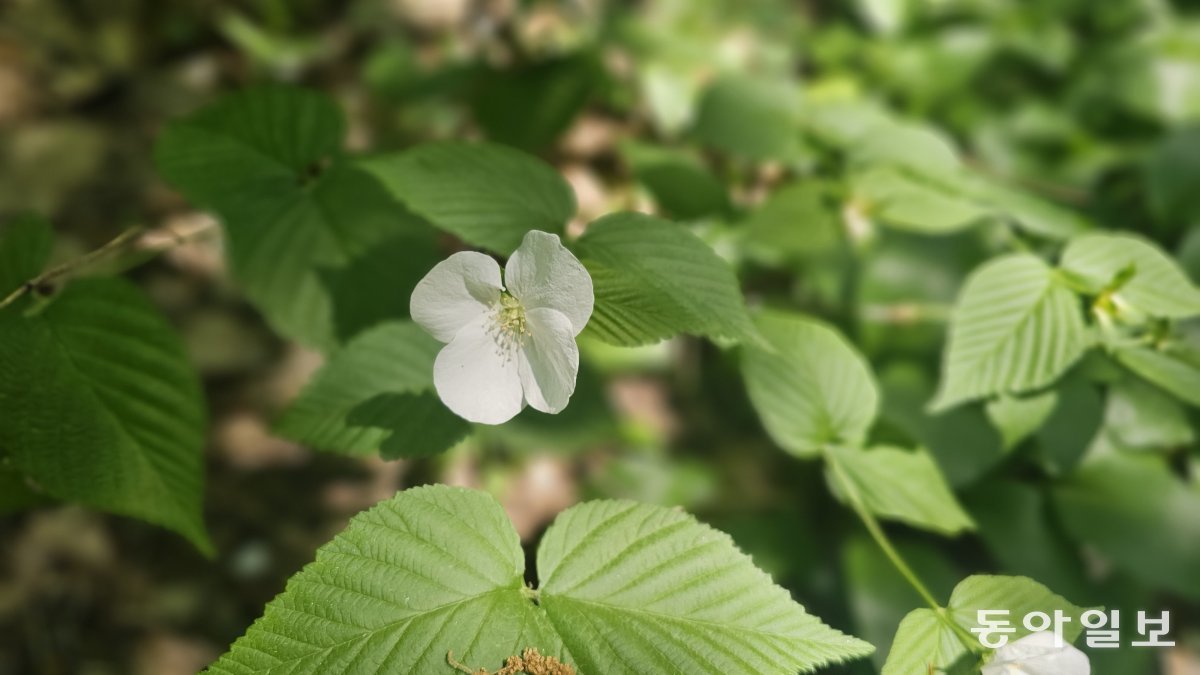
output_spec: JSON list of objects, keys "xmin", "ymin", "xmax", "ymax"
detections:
[
  {"xmin": 471, "ymin": 54, "xmax": 600, "ymax": 152},
  {"xmin": 827, "ymin": 445, "xmax": 974, "ymax": 535},
  {"xmin": 0, "ymin": 464, "xmax": 52, "ymax": 514},
  {"xmin": 575, "ymin": 212, "xmax": 755, "ymax": 346},
  {"xmin": 1033, "ymin": 375, "xmax": 1103, "ymax": 475},
  {"xmin": 1061, "ymin": 232, "xmax": 1200, "ymax": 318},
  {"xmin": 854, "ymin": 167, "xmax": 990, "ymax": 234},
  {"xmin": 692, "ymin": 75, "xmax": 803, "ymax": 161},
  {"xmin": 207, "ymin": 485, "xmax": 565, "ymax": 674},
  {"xmin": 985, "ymin": 391, "xmax": 1058, "ymax": 451},
  {"xmin": 275, "ymin": 322, "xmax": 467, "ymax": 456},
  {"xmin": 740, "ymin": 182, "xmax": 843, "ymax": 263},
  {"xmin": 623, "ymin": 143, "xmax": 731, "ymax": 220},
  {"xmin": 363, "ymin": 141, "xmax": 576, "ymax": 253},
  {"xmin": 932, "ymin": 254, "xmax": 1090, "ymax": 411},
  {"xmin": 1114, "ymin": 344, "xmax": 1200, "ymax": 407},
  {"xmin": 947, "ymin": 575, "xmax": 1087, "ymax": 643},
  {"xmin": 156, "ymin": 86, "xmax": 437, "ymax": 348},
  {"xmin": 847, "ymin": 123, "xmax": 960, "ymax": 173},
  {"xmin": 210, "ymin": 486, "xmax": 873, "ymax": 674},
  {"xmin": 742, "ymin": 312, "xmax": 878, "ymax": 457},
  {"xmin": 1103, "ymin": 376, "xmax": 1194, "ymax": 450},
  {"xmin": 1054, "ymin": 454, "xmax": 1200, "ymax": 600},
  {"xmin": 881, "ymin": 609, "xmax": 970, "ymax": 675},
  {"xmin": 0, "ymin": 279, "xmax": 210, "ymax": 552},
  {"xmin": 0, "ymin": 214, "xmax": 53, "ymax": 298},
  {"xmin": 537, "ymin": 499, "xmax": 873, "ymax": 673}
]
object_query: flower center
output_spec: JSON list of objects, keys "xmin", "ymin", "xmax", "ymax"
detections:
[{"xmin": 493, "ymin": 292, "xmax": 529, "ymax": 348}]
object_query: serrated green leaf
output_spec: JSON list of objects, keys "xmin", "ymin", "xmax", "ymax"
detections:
[
  {"xmin": 0, "ymin": 214, "xmax": 54, "ymax": 298},
  {"xmin": 363, "ymin": 141, "xmax": 576, "ymax": 253},
  {"xmin": 575, "ymin": 212, "xmax": 755, "ymax": 346},
  {"xmin": 0, "ymin": 278, "xmax": 209, "ymax": 552},
  {"xmin": 276, "ymin": 322, "xmax": 464, "ymax": 456},
  {"xmin": 828, "ymin": 445, "xmax": 974, "ymax": 535},
  {"xmin": 853, "ymin": 167, "xmax": 990, "ymax": 234},
  {"xmin": 693, "ymin": 75, "xmax": 803, "ymax": 161},
  {"xmin": 932, "ymin": 254, "xmax": 1090, "ymax": 411},
  {"xmin": 156, "ymin": 86, "xmax": 437, "ymax": 348},
  {"xmin": 1103, "ymin": 376, "xmax": 1194, "ymax": 450},
  {"xmin": 346, "ymin": 392, "xmax": 471, "ymax": 459},
  {"xmin": 742, "ymin": 312, "xmax": 878, "ymax": 457},
  {"xmin": 985, "ymin": 391, "xmax": 1058, "ymax": 451},
  {"xmin": 208, "ymin": 485, "xmax": 566, "ymax": 674},
  {"xmin": 882, "ymin": 609, "xmax": 970, "ymax": 675},
  {"xmin": 538, "ymin": 499, "xmax": 873, "ymax": 673},
  {"xmin": 1114, "ymin": 344, "xmax": 1200, "ymax": 407},
  {"xmin": 1054, "ymin": 454, "xmax": 1200, "ymax": 600},
  {"xmin": 210, "ymin": 486, "xmax": 872, "ymax": 674},
  {"xmin": 1061, "ymin": 232, "xmax": 1200, "ymax": 318}
]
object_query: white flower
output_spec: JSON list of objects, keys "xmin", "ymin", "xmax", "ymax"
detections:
[
  {"xmin": 410, "ymin": 230, "xmax": 594, "ymax": 425},
  {"xmin": 981, "ymin": 632, "xmax": 1090, "ymax": 675}
]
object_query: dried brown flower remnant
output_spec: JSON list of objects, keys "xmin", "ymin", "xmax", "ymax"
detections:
[{"xmin": 448, "ymin": 647, "xmax": 576, "ymax": 675}]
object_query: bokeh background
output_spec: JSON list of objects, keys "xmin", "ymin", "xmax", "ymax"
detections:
[{"xmin": 2, "ymin": 0, "xmax": 1199, "ymax": 673}]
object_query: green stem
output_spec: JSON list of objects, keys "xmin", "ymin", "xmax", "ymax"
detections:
[{"xmin": 823, "ymin": 447, "xmax": 979, "ymax": 652}]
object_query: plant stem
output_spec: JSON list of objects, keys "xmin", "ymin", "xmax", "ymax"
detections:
[{"xmin": 0, "ymin": 219, "xmax": 215, "ymax": 311}]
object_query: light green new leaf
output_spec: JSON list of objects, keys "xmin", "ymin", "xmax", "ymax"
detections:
[
  {"xmin": 538, "ymin": 500, "xmax": 873, "ymax": 673},
  {"xmin": 0, "ymin": 214, "xmax": 54, "ymax": 298},
  {"xmin": 363, "ymin": 141, "xmax": 576, "ymax": 253},
  {"xmin": 207, "ymin": 486, "xmax": 565, "ymax": 674},
  {"xmin": 853, "ymin": 167, "xmax": 990, "ymax": 234},
  {"xmin": 1055, "ymin": 454, "xmax": 1200, "ymax": 600},
  {"xmin": 985, "ymin": 391, "xmax": 1059, "ymax": 451},
  {"xmin": 210, "ymin": 486, "xmax": 873, "ymax": 674},
  {"xmin": 882, "ymin": 609, "xmax": 970, "ymax": 675},
  {"xmin": 1062, "ymin": 232, "xmax": 1200, "ymax": 318},
  {"xmin": 932, "ymin": 254, "xmax": 1090, "ymax": 411},
  {"xmin": 276, "ymin": 322, "xmax": 469, "ymax": 457},
  {"xmin": 1114, "ymin": 344, "xmax": 1200, "ymax": 407},
  {"xmin": 946, "ymin": 575, "xmax": 1087, "ymax": 643},
  {"xmin": 693, "ymin": 75, "xmax": 803, "ymax": 161},
  {"xmin": 847, "ymin": 122, "xmax": 961, "ymax": 173},
  {"xmin": 0, "ymin": 279, "xmax": 209, "ymax": 552},
  {"xmin": 742, "ymin": 312, "xmax": 878, "ymax": 457},
  {"xmin": 156, "ymin": 86, "xmax": 437, "ymax": 349},
  {"xmin": 885, "ymin": 575, "xmax": 1088, "ymax": 674},
  {"xmin": 827, "ymin": 445, "xmax": 974, "ymax": 535},
  {"xmin": 575, "ymin": 212, "xmax": 755, "ymax": 346}
]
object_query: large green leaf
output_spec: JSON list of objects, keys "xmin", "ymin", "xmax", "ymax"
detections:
[
  {"xmin": 827, "ymin": 445, "xmax": 974, "ymax": 535},
  {"xmin": 740, "ymin": 182, "xmax": 843, "ymax": 263},
  {"xmin": 208, "ymin": 486, "xmax": 564, "ymax": 674},
  {"xmin": 574, "ymin": 212, "xmax": 755, "ymax": 346},
  {"xmin": 1114, "ymin": 344, "xmax": 1200, "ymax": 407},
  {"xmin": 471, "ymin": 54, "xmax": 601, "ymax": 152},
  {"xmin": 363, "ymin": 141, "xmax": 576, "ymax": 253},
  {"xmin": 932, "ymin": 254, "xmax": 1090, "ymax": 411},
  {"xmin": 1103, "ymin": 376, "xmax": 1194, "ymax": 450},
  {"xmin": 156, "ymin": 86, "xmax": 437, "ymax": 349},
  {"xmin": 0, "ymin": 214, "xmax": 53, "ymax": 298},
  {"xmin": 623, "ymin": 143, "xmax": 731, "ymax": 221},
  {"xmin": 1061, "ymin": 232, "xmax": 1200, "ymax": 318},
  {"xmin": 537, "ymin": 499, "xmax": 873, "ymax": 673},
  {"xmin": 210, "ymin": 486, "xmax": 873, "ymax": 674},
  {"xmin": 0, "ymin": 279, "xmax": 209, "ymax": 552},
  {"xmin": 742, "ymin": 312, "xmax": 878, "ymax": 457},
  {"xmin": 276, "ymin": 321, "xmax": 468, "ymax": 457},
  {"xmin": 1054, "ymin": 454, "xmax": 1200, "ymax": 600}
]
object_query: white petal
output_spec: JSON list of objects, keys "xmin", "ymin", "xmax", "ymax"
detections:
[
  {"xmin": 433, "ymin": 314, "xmax": 525, "ymax": 424},
  {"xmin": 504, "ymin": 230, "xmax": 594, "ymax": 336},
  {"xmin": 517, "ymin": 307, "xmax": 580, "ymax": 414},
  {"xmin": 982, "ymin": 633, "xmax": 1090, "ymax": 675},
  {"xmin": 410, "ymin": 251, "xmax": 502, "ymax": 343}
]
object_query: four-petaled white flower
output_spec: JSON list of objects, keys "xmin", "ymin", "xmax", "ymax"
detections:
[
  {"xmin": 981, "ymin": 632, "xmax": 1090, "ymax": 675},
  {"xmin": 410, "ymin": 230, "xmax": 594, "ymax": 425}
]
